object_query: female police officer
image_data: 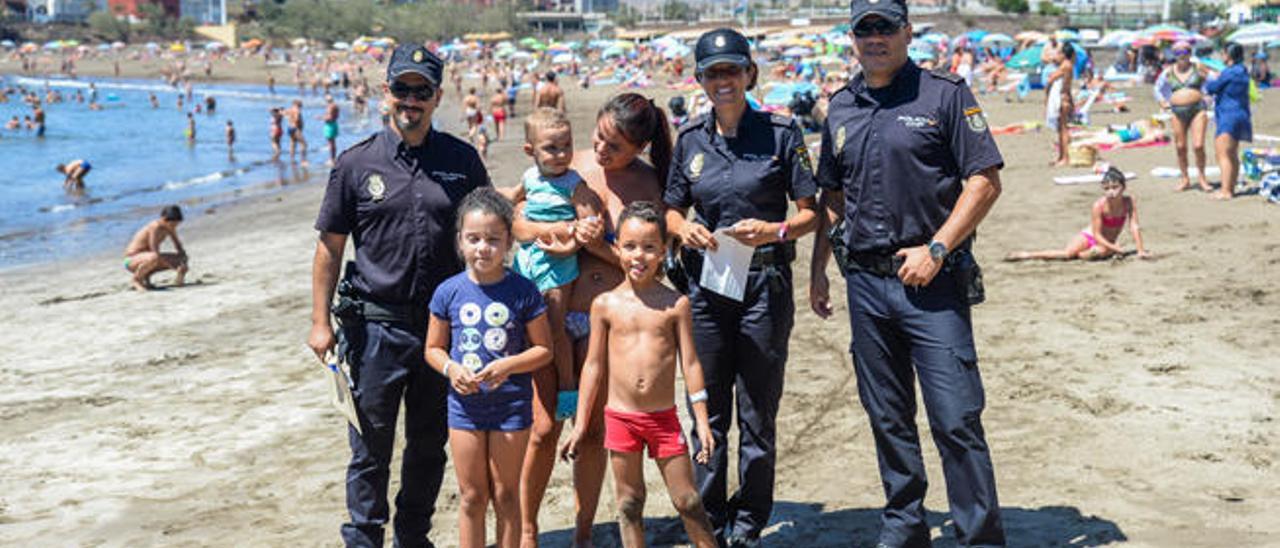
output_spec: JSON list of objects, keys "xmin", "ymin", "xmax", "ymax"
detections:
[{"xmin": 663, "ymin": 28, "xmax": 818, "ymax": 547}]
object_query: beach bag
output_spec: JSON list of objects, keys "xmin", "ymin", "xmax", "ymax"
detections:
[
  {"xmin": 1069, "ymin": 144, "xmax": 1098, "ymax": 167},
  {"xmin": 1260, "ymin": 173, "xmax": 1280, "ymax": 204},
  {"xmin": 1250, "ymin": 78, "xmax": 1261, "ymax": 104}
]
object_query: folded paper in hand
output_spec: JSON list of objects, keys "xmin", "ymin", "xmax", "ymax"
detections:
[
  {"xmin": 698, "ymin": 229, "xmax": 754, "ymax": 302},
  {"xmin": 324, "ymin": 351, "xmax": 362, "ymax": 435}
]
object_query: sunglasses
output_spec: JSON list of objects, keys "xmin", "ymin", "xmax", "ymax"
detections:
[
  {"xmin": 389, "ymin": 81, "xmax": 436, "ymax": 101},
  {"xmin": 1173, "ymin": 49, "xmax": 1191, "ymax": 56},
  {"xmin": 853, "ymin": 18, "xmax": 901, "ymax": 38},
  {"xmin": 701, "ymin": 64, "xmax": 745, "ymax": 80}
]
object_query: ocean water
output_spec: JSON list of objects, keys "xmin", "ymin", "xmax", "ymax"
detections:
[{"xmin": 0, "ymin": 75, "xmax": 383, "ymax": 269}]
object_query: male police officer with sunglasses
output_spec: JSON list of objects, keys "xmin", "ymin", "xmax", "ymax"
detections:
[
  {"xmin": 309, "ymin": 44, "xmax": 491, "ymax": 548},
  {"xmin": 809, "ymin": 0, "xmax": 1006, "ymax": 546}
]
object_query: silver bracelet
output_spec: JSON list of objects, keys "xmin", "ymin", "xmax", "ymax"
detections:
[
  {"xmin": 442, "ymin": 360, "xmax": 453, "ymax": 377},
  {"xmin": 689, "ymin": 389, "xmax": 708, "ymax": 404}
]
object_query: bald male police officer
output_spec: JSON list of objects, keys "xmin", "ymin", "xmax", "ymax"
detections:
[
  {"xmin": 309, "ymin": 44, "xmax": 490, "ymax": 548},
  {"xmin": 809, "ymin": 0, "xmax": 1006, "ymax": 546},
  {"xmin": 665, "ymin": 28, "xmax": 819, "ymax": 547}
]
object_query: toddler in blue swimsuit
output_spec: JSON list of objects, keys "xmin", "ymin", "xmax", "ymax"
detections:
[{"xmin": 510, "ymin": 107, "xmax": 599, "ymax": 419}]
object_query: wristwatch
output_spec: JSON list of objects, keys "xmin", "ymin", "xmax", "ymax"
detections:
[{"xmin": 928, "ymin": 240, "xmax": 948, "ymax": 262}]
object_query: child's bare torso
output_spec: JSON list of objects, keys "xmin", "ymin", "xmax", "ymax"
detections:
[
  {"xmin": 124, "ymin": 220, "xmax": 170, "ymax": 256},
  {"xmin": 599, "ymin": 285, "xmax": 683, "ymax": 413}
]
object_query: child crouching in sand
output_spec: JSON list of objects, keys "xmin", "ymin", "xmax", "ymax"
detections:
[
  {"xmin": 425, "ymin": 188, "xmax": 553, "ymax": 548},
  {"xmin": 1007, "ymin": 167, "xmax": 1152, "ymax": 261},
  {"xmin": 559, "ymin": 201, "xmax": 717, "ymax": 547}
]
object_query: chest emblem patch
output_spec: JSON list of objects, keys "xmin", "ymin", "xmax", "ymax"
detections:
[
  {"xmin": 689, "ymin": 153, "xmax": 704, "ymax": 179},
  {"xmin": 367, "ymin": 174, "xmax": 386, "ymax": 202},
  {"xmin": 835, "ymin": 125, "xmax": 846, "ymax": 151}
]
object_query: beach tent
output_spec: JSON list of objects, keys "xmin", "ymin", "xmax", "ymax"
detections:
[{"xmin": 1227, "ymin": 23, "xmax": 1280, "ymax": 46}]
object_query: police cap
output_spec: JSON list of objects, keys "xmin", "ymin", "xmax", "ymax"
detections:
[
  {"xmin": 695, "ymin": 28, "xmax": 752, "ymax": 73},
  {"xmin": 849, "ymin": 0, "xmax": 908, "ymax": 27},
  {"xmin": 387, "ymin": 44, "xmax": 444, "ymax": 86}
]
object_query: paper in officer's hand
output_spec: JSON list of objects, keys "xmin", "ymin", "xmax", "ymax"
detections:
[
  {"xmin": 698, "ymin": 228, "xmax": 754, "ymax": 302},
  {"xmin": 323, "ymin": 350, "xmax": 362, "ymax": 435}
]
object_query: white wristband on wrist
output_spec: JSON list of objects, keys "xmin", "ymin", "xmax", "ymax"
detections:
[
  {"xmin": 689, "ymin": 389, "xmax": 708, "ymax": 404},
  {"xmin": 443, "ymin": 360, "xmax": 453, "ymax": 377}
]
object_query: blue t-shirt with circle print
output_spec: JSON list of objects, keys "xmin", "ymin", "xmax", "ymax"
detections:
[{"xmin": 429, "ymin": 269, "xmax": 546, "ymax": 431}]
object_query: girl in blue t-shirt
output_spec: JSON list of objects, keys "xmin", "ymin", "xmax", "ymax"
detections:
[{"xmin": 425, "ymin": 187, "xmax": 552, "ymax": 548}]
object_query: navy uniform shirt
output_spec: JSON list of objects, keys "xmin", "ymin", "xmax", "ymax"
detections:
[
  {"xmin": 817, "ymin": 62, "xmax": 1003, "ymax": 254},
  {"xmin": 665, "ymin": 109, "xmax": 817, "ymax": 230},
  {"xmin": 315, "ymin": 127, "xmax": 491, "ymax": 306}
]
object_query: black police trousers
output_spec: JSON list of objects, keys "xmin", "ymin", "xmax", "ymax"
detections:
[
  {"xmin": 843, "ymin": 267, "xmax": 1005, "ymax": 547},
  {"xmin": 687, "ymin": 264, "xmax": 794, "ymax": 542},
  {"xmin": 340, "ymin": 319, "xmax": 448, "ymax": 548}
]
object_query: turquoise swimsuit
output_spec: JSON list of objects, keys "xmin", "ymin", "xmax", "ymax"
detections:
[{"xmin": 513, "ymin": 167, "xmax": 582, "ymax": 292}]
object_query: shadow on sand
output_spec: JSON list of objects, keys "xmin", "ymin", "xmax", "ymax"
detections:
[{"xmin": 535, "ymin": 502, "xmax": 1126, "ymax": 547}]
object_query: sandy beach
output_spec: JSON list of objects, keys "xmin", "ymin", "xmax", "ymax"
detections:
[{"xmin": 1, "ymin": 52, "xmax": 1278, "ymax": 546}]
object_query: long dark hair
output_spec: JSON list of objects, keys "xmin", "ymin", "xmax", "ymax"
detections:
[{"xmin": 598, "ymin": 93, "xmax": 673, "ymax": 193}]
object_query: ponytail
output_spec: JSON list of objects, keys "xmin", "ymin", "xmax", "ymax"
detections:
[{"xmin": 599, "ymin": 92, "xmax": 674, "ymax": 194}]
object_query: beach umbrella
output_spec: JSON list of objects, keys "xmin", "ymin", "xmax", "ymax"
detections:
[
  {"xmin": 145, "ymin": 42, "xmax": 160, "ymax": 50},
  {"xmin": 782, "ymin": 46, "xmax": 813, "ymax": 57},
  {"xmin": 0, "ymin": 39, "xmax": 14, "ymax": 48},
  {"xmin": 1006, "ymin": 45, "xmax": 1043, "ymax": 70},
  {"xmin": 111, "ymin": 41, "xmax": 126, "ymax": 49},
  {"xmin": 551, "ymin": 52, "xmax": 574, "ymax": 64},
  {"xmin": 1197, "ymin": 56, "xmax": 1226, "ymax": 72},
  {"xmin": 1227, "ymin": 23, "xmax": 1280, "ymax": 46},
  {"xmin": 981, "ymin": 33, "xmax": 1014, "ymax": 46},
  {"xmin": 1015, "ymin": 31, "xmax": 1047, "ymax": 42},
  {"xmin": 1054, "ymin": 29, "xmax": 1080, "ymax": 42},
  {"xmin": 662, "ymin": 44, "xmax": 691, "ymax": 59},
  {"xmin": 20, "ymin": 42, "xmax": 37, "ymax": 53},
  {"xmin": 333, "ymin": 41, "xmax": 351, "ymax": 51},
  {"xmin": 96, "ymin": 43, "xmax": 111, "ymax": 51},
  {"xmin": 965, "ymin": 30, "xmax": 989, "ymax": 42},
  {"xmin": 169, "ymin": 43, "xmax": 186, "ymax": 52},
  {"xmin": 43, "ymin": 40, "xmax": 62, "ymax": 50},
  {"xmin": 510, "ymin": 50, "xmax": 534, "ymax": 60},
  {"xmin": 908, "ymin": 48, "xmax": 935, "ymax": 62},
  {"xmin": 1099, "ymin": 30, "xmax": 1138, "ymax": 48}
]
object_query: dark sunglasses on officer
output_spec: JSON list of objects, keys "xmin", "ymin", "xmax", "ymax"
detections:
[
  {"xmin": 389, "ymin": 80, "xmax": 437, "ymax": 101},
  {"xmin": 852, "ymin": 17, "xmax": 903, "ymax": 38}
]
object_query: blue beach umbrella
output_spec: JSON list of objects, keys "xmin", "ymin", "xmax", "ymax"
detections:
[{"xmin": 1006, "ymin": 45, "xmax": 1043, "ymax": 70}]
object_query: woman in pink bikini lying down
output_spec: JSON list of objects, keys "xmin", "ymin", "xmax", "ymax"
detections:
[{"xmin": 1006, "ymin": 167, "xmax": 1153, "ymax": 261}]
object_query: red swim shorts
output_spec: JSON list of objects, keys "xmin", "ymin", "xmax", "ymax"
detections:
[{"xmin": 604, "ymin": 406, "xmax": 688, "ymax": 459}]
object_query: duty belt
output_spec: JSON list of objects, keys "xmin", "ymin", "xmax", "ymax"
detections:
[
  {"xmin": 749, "ymin": 241, "xmax": 797, "ymax": 268},
  {"xmin": 844, "ymin": 249, "xmax": 970, "ymax": 278}
]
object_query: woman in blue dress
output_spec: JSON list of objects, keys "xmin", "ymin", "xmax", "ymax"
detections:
[{"xmin": 1204, "ymin": 42, "xmax": 1252, "ymax": 200}]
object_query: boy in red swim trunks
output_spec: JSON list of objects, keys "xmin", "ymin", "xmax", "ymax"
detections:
[{"xmin": 560, "ymin": 201, "xmax": 717, "ymax": 547}]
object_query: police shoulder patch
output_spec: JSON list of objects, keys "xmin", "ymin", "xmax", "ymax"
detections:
[
  {"xmin": 794, "ymin": 142, "xmax": 813, "ymax": 173},
  {"xmin": 928, "ymin": 68, "xmax": 964, "ymax": 85}
]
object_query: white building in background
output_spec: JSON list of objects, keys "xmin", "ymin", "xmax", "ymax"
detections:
[{"xmin": 28, "ymin": 0, "xmax": 107, "ymax": 23}]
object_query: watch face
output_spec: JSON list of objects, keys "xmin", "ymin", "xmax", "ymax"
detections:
[{"xmin": 929, "ymin": 242, "xmax": 947, "ymax": 259}]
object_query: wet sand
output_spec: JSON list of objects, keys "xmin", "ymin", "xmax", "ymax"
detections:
[{"xmin": 1, "ymin": 55, "xmax": 1277, "ymax": 546}]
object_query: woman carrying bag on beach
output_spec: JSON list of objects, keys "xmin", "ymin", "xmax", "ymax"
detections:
[{"xmin": 663, "ymin": 28, "xmax": 819, "ymax": 547}]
